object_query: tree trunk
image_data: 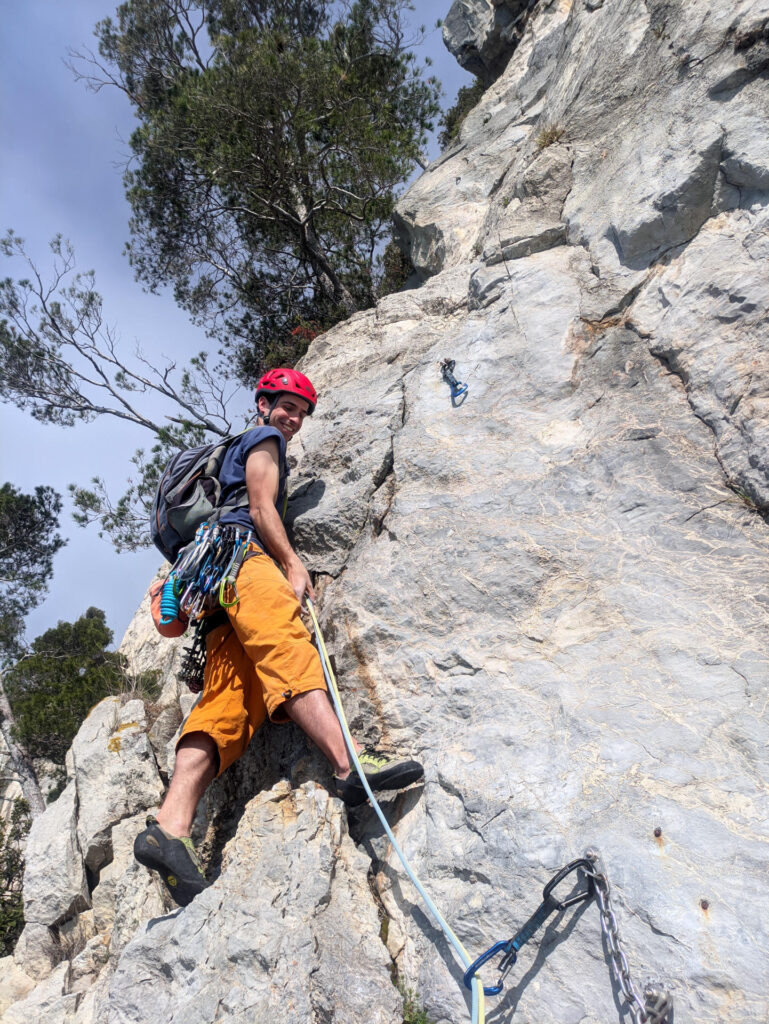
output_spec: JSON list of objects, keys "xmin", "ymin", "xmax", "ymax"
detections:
[
  {"xmin": 301, "ymin": 219, "xmax": 358, "ymax": 317},
  {"xmin": 0, "ymin": 677, "xmax": 45, "ymax": 818}
]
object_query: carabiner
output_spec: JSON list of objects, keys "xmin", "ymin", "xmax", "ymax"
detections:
[
  {"xmin": 542, "ymin": 858, "xmax": 595, "ymax": 910},
  {"xmin": 463, "ymin": 940, "xmax": 513, "ymax": 996},
  {"xmin": 440, "ymin": 358, "xmax": 468, "ymax": 402}
]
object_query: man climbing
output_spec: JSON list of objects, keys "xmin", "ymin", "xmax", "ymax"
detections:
[{"xmin": 134, "ymin": 368, "xmax": 423, "ymax": 907}]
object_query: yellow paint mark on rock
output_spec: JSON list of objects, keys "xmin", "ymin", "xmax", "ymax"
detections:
[{"xmin": 107, "ymin": 721, "xmax": 140, "ymax": 753}]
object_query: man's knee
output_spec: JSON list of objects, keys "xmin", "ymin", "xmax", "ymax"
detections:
[{"xmin": 175, "ymin": 730, "xmax": 220, "ymax": 776}]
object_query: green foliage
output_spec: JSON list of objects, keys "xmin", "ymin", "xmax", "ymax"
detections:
[
  {"xmin": 378, "ymin": 240, "xmax": 414, "ymax": 297},
  {"xmin": 2, "ymin": 5, "xmax": 440, "ymax": 551},
  {"xmin": 69, "ymin": 419, "xmax": 210, "ymax": 552},
  {"xmin": 0, "ymin": 798, "xmax": 31, "ymax": 956},
  {"xmin": 535, "ymin": 124, "xmax": 565, "ymax": 151},
  {"xmin": 0, "ymin": 482, "xmax": 65, "ymax": 660},
  {"xmin": 3, "ymin": 608, "xmax": 126, "ymax": 763},
  {"xmin": 82, "ymin": 0, "xmax": 440, "ymax": 377},
  {"xmin": 398, "ymin": 984, "xmax": 435, "ymax": 1024},
  {"xmin": 438, "ymin": 77, "xmax": 485, "ymax": 150},
  {"xmin": 46, "ymin": 770, "xmax": 68, "ymax": 805},
  {"xmin": 0, "ymin": 234, "xmax": 241, "ymax": 549}
]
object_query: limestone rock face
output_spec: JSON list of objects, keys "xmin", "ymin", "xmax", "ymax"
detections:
[
  {"xmin": 69, "ymin": 698, "xmax": 164, "ymax": 874},
  {"xmin": 103, "ymin": 783, "xmax": 401, "ymax": 1024},
  {"xmin": 21, "ymin": 781, "xmax": 88, "ymax": 930},
  {"xmin": 13, "ymin": 695, "xmax": 164, "ymax": 996},
  {"xmin": 629, "ymin": 206, "xmax": 769, "ymax": 508},
  {"xmin": 0, "ymin": 959, "xmax": 34, "ymax": 1016},
  {"xmin": 6, "ymin": 1, "xmax": 769, "ymax": 1023},
  {"xmin": 0, "ymin": 962, "xmax": 78, "ymax": 1024},
  {"xmin": 443, "ymin": 0, "xmax": 534, "ymax": 82}
]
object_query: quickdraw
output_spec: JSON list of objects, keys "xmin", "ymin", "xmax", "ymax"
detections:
[
  {"xmin": 160, "ymin": 522, "xmax": 253, "ymax": 624},
  {"xmin": 463, "ymin": 858, "xmax": 595, "ymax": 996},
  {"xmin": 463, "ymin": 851, "xmax": 672, "ymax": 1023},
  {"xmin": 440, "ymin": 358, "xmax": 468, "ymax": 403}
]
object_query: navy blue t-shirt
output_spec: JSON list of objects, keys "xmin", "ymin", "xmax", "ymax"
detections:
[{"xmin": 217, "ymin": 426, "xmax": 289, "ymax": 547}]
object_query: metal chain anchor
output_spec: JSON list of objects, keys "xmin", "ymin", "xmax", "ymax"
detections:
[{"xmin": 584, "ymin": 850, "xmax": 672, "ymax": 1024}]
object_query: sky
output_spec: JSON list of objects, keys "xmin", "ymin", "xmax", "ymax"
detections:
[{"xmin": 0, "ymin": 1, "xmax": 472, "ymax": 648}]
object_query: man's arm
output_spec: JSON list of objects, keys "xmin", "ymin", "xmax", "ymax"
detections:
[{"xmin": 244, "ymin": 439, "xmax": 315, "ymax": 603}]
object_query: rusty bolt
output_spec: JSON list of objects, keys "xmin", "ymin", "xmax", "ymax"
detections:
[
  {"xmin": 700, "ymin": 899, "xmax": 709, "ymax": 911},
  {"xmin": 653, "ymin": 827, "xmax": 662, "ymax": 838}
]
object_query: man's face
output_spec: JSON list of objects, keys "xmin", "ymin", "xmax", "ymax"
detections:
[{"xmin": 259, "ymin": 393, "xmax": 310, "ymax": 443}]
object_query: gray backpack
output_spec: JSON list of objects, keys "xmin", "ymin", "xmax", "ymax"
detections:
[{"xmin": 150, "ymin": 434, "xmax": 248, "ymax": 563}]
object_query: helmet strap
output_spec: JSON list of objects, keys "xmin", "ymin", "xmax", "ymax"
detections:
[{"xmin": 259, "ymin": 394, "xmax": 280, "ymax": 425}]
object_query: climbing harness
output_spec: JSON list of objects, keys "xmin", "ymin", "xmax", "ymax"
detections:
[
  {"xmin": 440, "ymin": 358, "xmax": 468, "ymax": 403},
  {"xmin": 159, "ymin": 523, "xmax": 253, "ymax": 625},
  {"xmin": 307, "ymin": 601, "xmax": 672, "ymax": 1024}
]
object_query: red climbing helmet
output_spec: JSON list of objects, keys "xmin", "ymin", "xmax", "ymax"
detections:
[{"xmin": 255, "ymin": 368, "xmax": 317, "ymax": 414}]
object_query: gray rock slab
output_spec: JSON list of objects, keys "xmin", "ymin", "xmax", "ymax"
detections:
[
  {"xmin": 287, "ymin": 245, "xmax": 769, "ymax": 1022},
  {"xmin": 69, "ymin": 935, "xmax": 110, "ymax": 995},
  {"xmin": 12, "ymin": 922, "xmax": 59, "ymax": 981},
  {"xmin": 443, "ymin": 0, "xmax": 533, "ymax": 82},
  {"xmin": 22, "ymin": 781, "xmax": 88, "ymax": 929},
  {"xmin": 0, "ymin": 962, "xmax": 78, "ymax": 1024},
  {"xmin": 103, "ymin": 782, "xmax": 401, "ymax": 1024},
  {"xmin": 70, "ymin": 698, "xmax": 164, "ymax": 873},
  {"xmin": 396, "ymin": 1, "xmax": 571, "ymax": 278},
  {"xmin": 0, "ymin": 959, "xmax": 34, "ymax": 1016},
  {"xmin": 722, "ymin": 114, "xmax": 769, "ymax": 191},
  {"xmin": 629, "ymin": 206, "xmax": 769, "ymax": 509}
]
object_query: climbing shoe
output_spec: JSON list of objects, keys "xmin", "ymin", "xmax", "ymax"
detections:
[
  {"xmin": 133, "ymin": 816, "xmax": 209, "ymax": 907},
  {"xmin": 333, "ymin": 750, "xmax": 424, "ymax": 808}
]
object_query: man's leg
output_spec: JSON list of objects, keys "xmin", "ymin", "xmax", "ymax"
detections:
[
  {"xmin": 134, "ymin": 729, "xmax": 217, "ymax": 907},
  {"xmin": 283, "ymin": 688, "xmax": 423, "ymax": 806},
  {"xmin": 230, "ymin": 552, "xmax": 424, "ymax": 805},
  {"xmin": 284, "ymin": 690, "xmax": 354, "ymax": 778},
  {"xmin": 155, "ymin": 731, "xmax": 219, "ymax": 837},
  {"xmin": 134, "ymin": 622, "xmax": 248, "ymax": 908}
]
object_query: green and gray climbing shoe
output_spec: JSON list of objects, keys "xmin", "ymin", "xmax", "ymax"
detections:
[
  {"xmin": 333, "ymin": 750, "xmax": 424, "ymax": 808},
  {"xmin": 133, "ymin": 816, "xmax": 209, "ymax": 907}
]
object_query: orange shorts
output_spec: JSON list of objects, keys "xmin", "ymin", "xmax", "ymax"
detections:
[{"xmin": 179, "ymin": 548, "xmax": 326, "ymax": 775}]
